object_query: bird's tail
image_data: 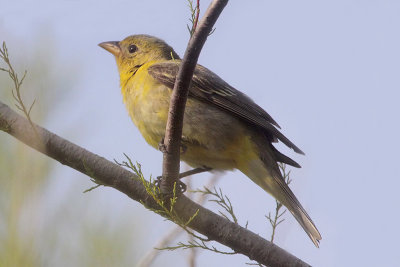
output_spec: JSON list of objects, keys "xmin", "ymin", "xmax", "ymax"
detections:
[{"xmin": 239, "ymin": 154, "xmax": 322, "ymax": 247}]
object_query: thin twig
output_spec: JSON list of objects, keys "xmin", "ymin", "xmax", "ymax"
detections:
[
  {"xmin": 266, "ymin": 163, "xmax": 292, "ymax": 243},
  {"xmin": 192, "ymin": 0, "xmax": 200, "ymax": 35},
  {"xmin": 192, "ymin": 175, "xmax": 221, "ymax": 205},
  {"xmin": 0, "ymin": 42, "xmax": 38, "ymax": 137},
  {"xmin": 187, "ymin": 174, "xmax": 220, "ymax": 267},
  {"xmin": 187, "ymin": 0, "xmax": 200, "ymax": 36}
]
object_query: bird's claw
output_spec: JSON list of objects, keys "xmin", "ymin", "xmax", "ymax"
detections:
[
  {"xmin": 175, "ymin": 180, "xmax": 187, "ymax": 194},
  {"xmin": 180, "ymin": 143, "xmax": 187, "ymax": 154},
  {"xmin": 159, "ymin": 138, "xmax": 187, "ymax": 155},
  {"xmin": 158, "ymin": 138, "xmax": 167, "ymax": 153},
  {"xmin": 155, "ymin": 176, "xmax": 187, "ymax": 195}
]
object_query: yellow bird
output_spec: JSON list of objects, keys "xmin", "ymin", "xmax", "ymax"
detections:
[{"xmin": 99, "ymin": 34, "xmax": 321, "ymax": 247}]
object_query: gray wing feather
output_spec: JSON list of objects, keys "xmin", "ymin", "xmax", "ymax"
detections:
[{"xmin": 148, "ymin": 61, "xmax": 305, "ymax": 155}]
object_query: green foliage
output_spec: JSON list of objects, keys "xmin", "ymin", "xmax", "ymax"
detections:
[
  {"xmin": 0, "ymin": 42, "xmax": 34, "ymax": 127},
  {"xmin": 193, "ymin": 186, "xmax": 238, "ymax": 224},
  {"xmin": 157, "ymin": 185, "xmax": 239, "ymax": 256},
  {"xmin": 115, "ymin": 154, "xmax": 239, "ymax": 256},
  {"xmin": 116, "ymin": 154, "xmax": 199, "ymax": 227},
  {"xmin": 187, "ymin": 0, "xmax": 199, "ymax": 36},
  {"xmin": 186, "ymin": 0, "xmax": 216, "ymax": 37}
]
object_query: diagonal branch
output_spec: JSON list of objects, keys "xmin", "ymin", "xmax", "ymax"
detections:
[
  {"xmin": 0, "ymin": 100, "xmax": 310, "ymax": 267},
  {"xmin": 161, "ymin": 0, "xmax": 228, "ymax": 194}
]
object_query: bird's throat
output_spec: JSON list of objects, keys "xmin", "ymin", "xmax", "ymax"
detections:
[{"xmin": 120, "ymin": 64, "xmax": 143, "ymax": 90}]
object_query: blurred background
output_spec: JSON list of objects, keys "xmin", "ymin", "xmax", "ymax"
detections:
[{"xmin": 1, "ymin": 1, "xmax": 399, "ymax": 266}]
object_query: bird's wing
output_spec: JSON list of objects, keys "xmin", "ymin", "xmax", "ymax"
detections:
[{"xmin": 148, "ymin": 61, "xmax": 304, "ymax": 155}]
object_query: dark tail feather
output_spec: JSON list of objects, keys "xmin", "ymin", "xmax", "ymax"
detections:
[
  {"xmin": 284, "ymin": 196, "xmax": 322, "ymax": 248},
  {"xmin": 271, "ymin": 145, "xmax": 301, "ymax": 168}
]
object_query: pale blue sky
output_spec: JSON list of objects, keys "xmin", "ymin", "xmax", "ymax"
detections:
[{"xmin": 1, "ymin": 1, "xmax": 400, "ymax": 266}]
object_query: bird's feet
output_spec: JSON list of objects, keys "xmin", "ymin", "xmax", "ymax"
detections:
[
  {"xmin": 158, "ymin": 138, "xmax": 167, "ymax": 153},
  {"xmin": 158, "ymin": 138, "xmax": 187, "ymax": 155},
  {"xmin": 155, "ymin": 176, "xmax": 187, "ymax": 195},
  {"xmin": 155, "ymin": 166, "xmax": 212, "ymax": 196},
  {"xmin": 180, "ymin": 143, "xmax": 187, "ymax": 154}
]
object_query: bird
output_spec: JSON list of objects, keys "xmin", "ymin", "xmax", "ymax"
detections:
[{"xmin": 99, "ymin": 34, "xmax": 321, "ymax": 247}]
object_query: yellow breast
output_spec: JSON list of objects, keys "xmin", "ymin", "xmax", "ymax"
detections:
[
  {"xmin": 121, "ymin": 61, "xmax": 170, "ymax": 148},
  {"xmin": 119, "ymin": 61, "xmax": 253, "ymax": 171}
]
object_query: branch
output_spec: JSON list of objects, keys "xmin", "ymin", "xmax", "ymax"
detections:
[
  {"xmin": 137, "ymin": 174, "xmax": 221, "ymax": 266},
  {"xmin": 161, "ymin": 0, "xmax": 228, "ymax": 193},
  {"xmin": 0, "ymin": 100, "xmax": 310, "ymax": 267}
]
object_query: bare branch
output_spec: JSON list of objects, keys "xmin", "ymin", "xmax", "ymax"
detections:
[
  {"xmin": 160, "ymin": 0, "xmax": 228, "ymax": 194},
  {"xmin": 0, "ymin": 101, "xmax": 310, "ymax": 266},
  {"xmin": 0, "ymin": 99, "xmax": 310, "ymax": 266}
]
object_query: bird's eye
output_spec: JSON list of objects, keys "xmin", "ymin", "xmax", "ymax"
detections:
[{"xmin": 128, "ymin": 44, "xmax": 138, "ymax": 53}]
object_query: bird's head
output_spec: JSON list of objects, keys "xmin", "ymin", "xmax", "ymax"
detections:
[{"xmin": 99, "ymin": 34, "xmax": 179, "ymax": 78}]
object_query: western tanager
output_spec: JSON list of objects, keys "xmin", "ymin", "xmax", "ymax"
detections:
[{"xmin": 99, "ymin": 34, "xmax": 321, "ymax": 247}]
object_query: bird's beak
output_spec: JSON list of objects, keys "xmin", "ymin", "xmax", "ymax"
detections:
[{"xmin": 98, "ymin": 41, "xmax": 121, "ymax": 56}]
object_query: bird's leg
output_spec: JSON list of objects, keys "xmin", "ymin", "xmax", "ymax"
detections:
[
  {"xmin": 156, "ymin": 167, "xmax": 212, "ymax": 181},
  {"xmin": 155, "ymin": 176, "xmax": 187, "ymax": 194},
  {"xmin": 157, "ymin": 138, "xmax": 211, "ymax": 194},
  {"xmin": 178, "ymin": 167, "xmax": 212, "ymax": 179},
  {"xmin": 158, "ymin": 138, "xmax": 187, "ymax": 155},
  {"xmin": 158, "ymin": 138, "xmax": 167, "ymax": 153},
  {"xmin": 180, "ymin": 143, "xmax": 187, "ymax": 154},
  {"xmin": 156, "ymin": 167, "xmax": 212, "ymax": 194}
]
